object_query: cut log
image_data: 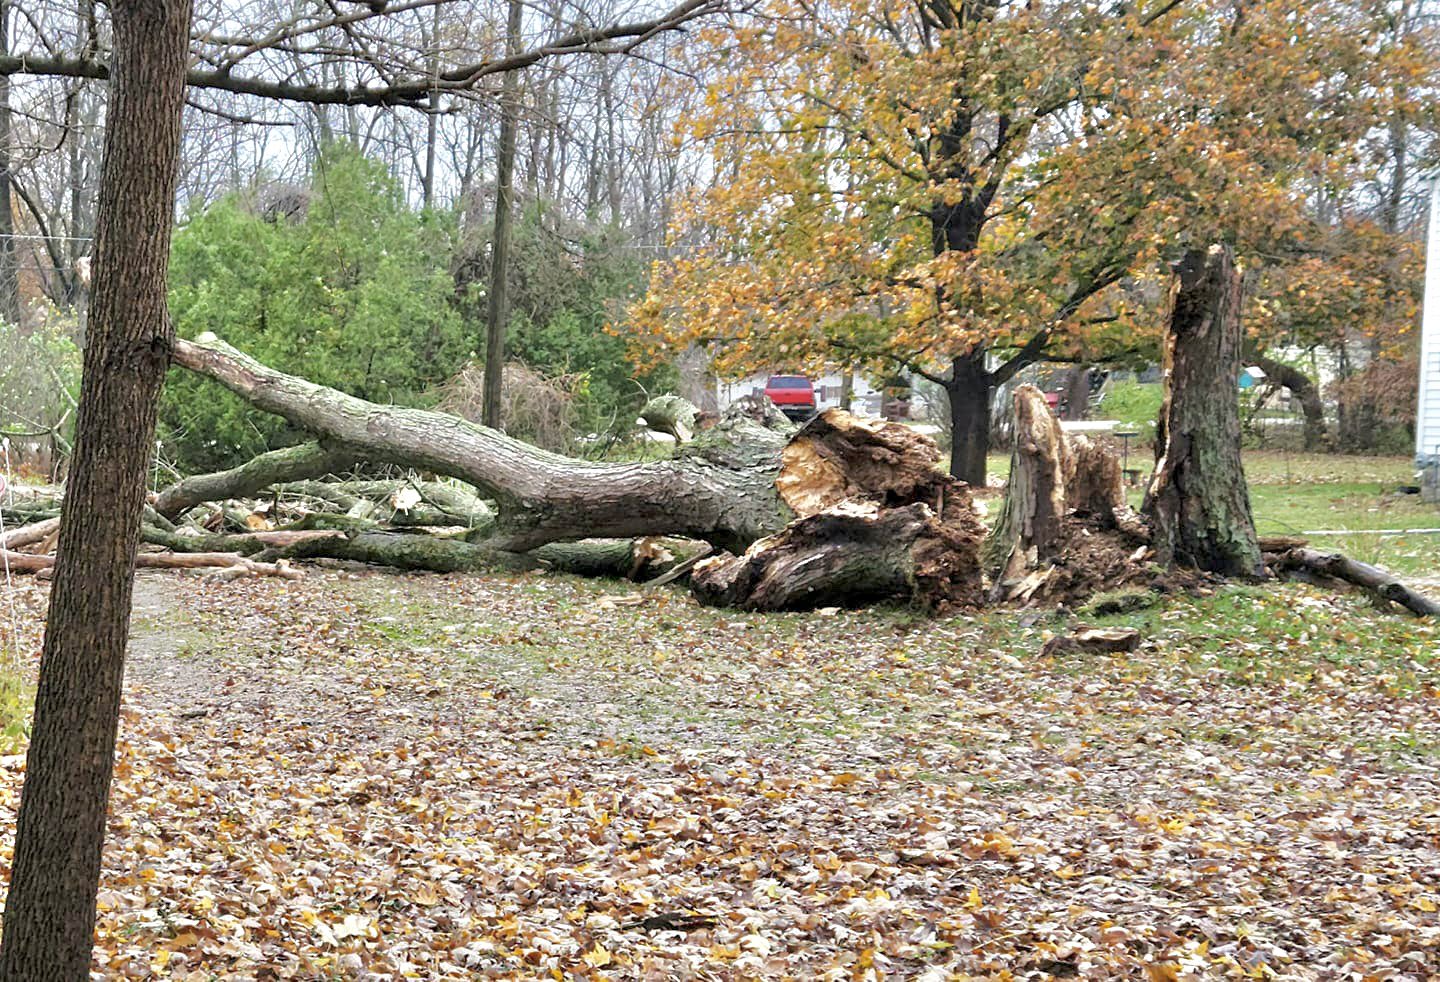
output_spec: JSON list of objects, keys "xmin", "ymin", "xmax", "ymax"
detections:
[
  {"xmin": 691, "ymin": 499, "xmax": 984, "ymax": 612},
  {"xmin": 1274, "ymin": 548, "xmax": 1440, "ymax": 617},
  {"xmin": 0, "ymin": 517, "xmax": 61, "ymax": 550},
  {"xmin": 152, "ymin": 441, "xmax": 358, "ymax": 519},
  {"xmin": 173, "ymin": 335, "xmax": 790, "ymax": 552},
  {"xmin": 1041, "ymin": 626, "xmax": 1142, "ymax": 657},
  {"xmin": 640, "ymin": 395, "xmax": 700, "ymax": 443},
  {"xmin": 1144, "ymin": 245, "xmax": 1263, "ymax": 577}
]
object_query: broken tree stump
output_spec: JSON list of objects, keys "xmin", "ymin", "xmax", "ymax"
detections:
[
  {"xmin": 983, "ymin": 384, "xmax": 1072, "ymax": 586},
  {"xmin": 1143, "ymin": 245, "xmax": 1262, "ymax": 577}
]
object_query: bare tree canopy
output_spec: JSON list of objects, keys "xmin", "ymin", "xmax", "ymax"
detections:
[{"xmin": 0, "ymin": 0, "xmax": 727, "ymax": 107}]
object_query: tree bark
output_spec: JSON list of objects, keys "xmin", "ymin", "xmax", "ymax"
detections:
[
  {"xmin": 482, "ymin": 0, "xmax": 524, "ymax": 430},
  {"xmin": 172, "ymin": 335, "xmax": 790, "ymax": 552},
  {"xmin": 152, "ymin": 441, "xmax": 358, "ymax": 519},
  {"xmin": 983, "ymin": 384, "xmax": 1071, "ymax": 585},
  {"xmin": 0, "ymin": 0, "xmax": 191, "ymax": 976},
  {"xmin": 1143, "ymin": 245, "xmax": 1263, "ymax": 577},
  {"xmin": 946, "ymin": 352, "xmax": 990, "ymax": 486}
]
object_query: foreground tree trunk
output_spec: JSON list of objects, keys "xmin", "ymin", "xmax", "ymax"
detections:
[
  {"xmin": 0, "ymin": 1, "xmax": 191, "ymax": 977},
  {"xmin": 1144, "ymin": 246, "xmax": 1263, "ymax": 577}
]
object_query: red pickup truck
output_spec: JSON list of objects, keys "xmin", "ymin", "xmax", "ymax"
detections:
[{"xmin": 764, "ymin": 375, "xmax": 817, "ymax": 421}]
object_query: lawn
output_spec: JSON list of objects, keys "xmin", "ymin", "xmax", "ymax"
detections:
[
  {"xmin": 0, "ymin": 452, "xmax": 1435, "ymax": 978},
  {"xmin": 0, "ymin": 560, "xmax": 1436, "ymax": 978},
  {"xmin": 985, "ymin": 450, "xmax": 1440, "ymax": 578}
]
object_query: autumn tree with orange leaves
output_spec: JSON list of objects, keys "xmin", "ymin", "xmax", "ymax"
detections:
[{"xmin": 630, "ymin": 0, "xmax": 1432, "ymax": 482}]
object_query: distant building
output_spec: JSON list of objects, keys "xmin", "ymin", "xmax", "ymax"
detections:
[{"xmin": 1418, "ymin": 175, "xmax": 1440, "ymax": 499}]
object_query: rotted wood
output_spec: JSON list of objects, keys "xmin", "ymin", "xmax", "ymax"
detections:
[{"xmin": 691, "ymin": 500, "xmax": 984, "ymax": 612}]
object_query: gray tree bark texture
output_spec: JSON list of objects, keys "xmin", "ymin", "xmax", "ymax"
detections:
[
  {"xmin": 0, "ymin": 0, "xmax": 192, "ymax": 977},
  {"xmin": 152, "ymin": 441, "xmax": 358, "ymax": 519},
  {"xmin": 1143, "ymin": 245, "xmax": 1264, "ymax": 578},
  {"xmin": 172, "ymin": 335, "xmax": 790, "ymax": 553}
]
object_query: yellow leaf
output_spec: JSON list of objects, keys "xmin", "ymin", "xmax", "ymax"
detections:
[{"xmin": 582, "ymin": 945, "xmax": 612, "ymax": 968}]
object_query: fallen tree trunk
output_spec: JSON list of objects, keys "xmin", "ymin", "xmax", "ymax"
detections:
[
  {"xmin": 1274, "ymin": 548, "xmax": 1440, "ymax": 618},
  {"xmin": 0, "ymin": 548, "xmax": 300, "ymax": 579},
  {"xmin": 0, "ymin": 517, "xmax": 61, "ymax": 550},
  {"xmin": 152, "ymin": 441, "xmax": 358, "ymax": 519},
  {"xmin": 260, "ymin": 529, "xmax": 692, "ymax": 581},
  {"xmin": 141, "ymin": 526, "xmax": 343, "ymax": 555},
  {"xmin": 173, "ymin": 334, "xmax": 790, "ymax": 552}
]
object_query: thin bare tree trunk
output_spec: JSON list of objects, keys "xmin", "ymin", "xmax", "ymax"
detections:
[
  {"xmin": 482, "ymin": 0, "xmax": 523, "ymax": 429},
  {"xmin": 0, "ymin": 0, "xmax": 21, "ymax": 326},
  {"xmin": 0, "ymin": 0, "xmax": 191, "ymax": 976}
]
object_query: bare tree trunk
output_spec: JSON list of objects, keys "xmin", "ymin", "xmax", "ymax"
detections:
[
  {"xmin": 1144, "ymin": 245, "xmax": 1262, "ymax": 577},
  {"xmin": 482, "ymin": 0, "xmax": 523, "ymax": 430},
  {"xmin": 0, "ymin": 0, "xmax": 190, "ymax": 976},
  {"xmin": 0, "ymin": 0, "xmax": 22, "ymax": 326}
]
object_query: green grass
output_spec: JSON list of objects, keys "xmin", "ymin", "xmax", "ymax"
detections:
[
  {"xmin": 0, "ymin": 672, "xmax": 31, "ymax": 753},
  {"xmin": 986, "ymin": 449, "xmax": 1437, "ymax": 575}
]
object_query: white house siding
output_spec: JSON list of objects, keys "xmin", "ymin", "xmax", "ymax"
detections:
[{"xmin": 1418, "ymin": 176, "xmax": 1440, "ymax": 465}]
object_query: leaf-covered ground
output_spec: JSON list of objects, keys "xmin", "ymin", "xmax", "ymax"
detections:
[{"xmin": 1, "ymin": 570, "xmax": 1438, "ymax": 980}]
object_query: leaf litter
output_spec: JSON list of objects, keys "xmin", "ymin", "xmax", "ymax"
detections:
[{"xmin": 0, "ymin": 569, "xmax": 1436, "ymax": 979}]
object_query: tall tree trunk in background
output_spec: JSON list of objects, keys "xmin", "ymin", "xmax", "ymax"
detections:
[
  {"xmin": 945, "ymin": 352, "xmax": 991, "ymax": 486},
  {"xmin": 482, "ymin": 0, "xmax": 523, "ymax": 430},
  {"xmin": 0, "ymin": 0, "xmax": 21, "ymax": 326},
  {"xmin": 0, "ymin": 0, "xmax": 190, "ymax": 975},
  {"xmin": 420, "ymin": 1, "xmax": 440, "ymax": 209},
  {"xmin": 1144, "ymin": 245, "xmax": 1262, "ymax": 577}
]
